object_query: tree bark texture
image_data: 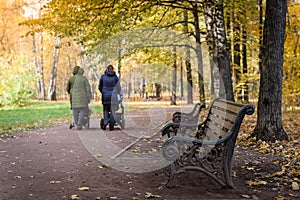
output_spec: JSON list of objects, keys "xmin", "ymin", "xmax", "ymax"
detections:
[
  {"xmin": 203, "ymin": 0, "xmax": 234, "ymax": 101},
  {"xmin": 192, "ymin": 3, "xmax": 205, "ymax": 103},
  {"xmin": 48, "ymin": 35, "xmax": 61, "ymax": 101},
  {"xmin": 253, "ymin": 0, "xmax": 288, "ymax": 141},
  {"xmin": 171, "ymin": 46, "xmax": 177, "ymax": 105},
  {"xmin": 32, "ymin": 32, "xmax": 45, "ymax": 100},
  {"xmin": 39, "ymin": 32, "xmax": 45, "ymax": 100},
  {"xmin": 183, "ymin": 10, "xmax": 193, "ymax": 104}
]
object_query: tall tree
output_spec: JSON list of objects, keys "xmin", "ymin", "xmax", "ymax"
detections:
[
  {"xmin": 203, "ymin": 0, "xmax": 234, "ymax": 101},
  {"xmin": 253, "ymin": 0, "xmax": 288, "ymax": 141},
  {"xmin": 183, "ymin": 9, "xmax": 194, "ymax": 104},
  {"xmin": 32, "ymin": 32, "xmax": 45, "ymax": 100},
  {"xmin": 171, "ymin": 46, "xmax": 177, "ymax": 105},
  {"xmin": 48, "ymin": 35, "xmax": 61, "ymax": 101}
]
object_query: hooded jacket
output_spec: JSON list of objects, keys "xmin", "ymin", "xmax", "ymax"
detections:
[
  {"xmin": 98, "ymin": 70, "xmax": 121, "ymax": 105},
  {"xmin": 71, "ymin": 68, "xmax": 92, "ymax": 108},
  {"xmin": 66, "ymin": 66, "xmax": 81, "ymax": 108},
  {"xmin": 66, "ymin": 66, "xmax": 80, "ymax": 95}
]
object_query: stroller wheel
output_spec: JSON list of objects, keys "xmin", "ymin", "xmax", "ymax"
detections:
[
  {"xmin": 120, "ymin": 119, "xmax": 125, "ymax": 129},
  {"xmin": 86, "ymin": 119, "xmax": 90, "ymax": 129},
  {"xmin": 100, "ymin": 118, "xmax": 106, "ymax": 130}
]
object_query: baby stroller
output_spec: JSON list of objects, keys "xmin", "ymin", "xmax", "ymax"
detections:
[
  {"xmin": 100, "ymin": 95, "xmax": 125, "ymax": 130},
  {"xmin": 69, "ymin": 107, "xmax": 93, "ymax": 129}
]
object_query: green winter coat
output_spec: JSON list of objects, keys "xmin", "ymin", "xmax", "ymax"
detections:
[
  {"xmin": 71, "ymin": 70, "xmax": 92, "ymax": 108},
  {"xmin": 66, "ymin": 66, "xmax": 81, "ymax": 108}
]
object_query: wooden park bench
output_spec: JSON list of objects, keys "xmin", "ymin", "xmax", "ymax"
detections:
[{"xmin": 161, "ymin": 98, "xmax": 255, "ymax": 188}]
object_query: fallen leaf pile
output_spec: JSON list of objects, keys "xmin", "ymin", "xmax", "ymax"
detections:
[{"xmin": 238, "ymin": 114, "xmax": 300, "ymax": 194}]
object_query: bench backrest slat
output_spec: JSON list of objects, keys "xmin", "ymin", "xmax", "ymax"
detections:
[
  {"xmin": 205, "ymin": 121, "xmax": 229, "ymax": 140},
  {"xmin": 207, "ymin": 115, "xmax": 234, "ymax": 132},
  {"xmin": 202, "ymin": 98, "xmax": 252, "ymax": 142},
  {"xmin": 204, "ymin": 126, "xmax": 221, "ymax": 141},
  {"xmin": 209, "ymin": 107, "xmax": 237, "ymax": 122},
  {"xmin": 191, "ymin": 103, "xmax": 202, "ymax": 119},
  {"xmin": 212, "ymin": 100, "xmax": 244, "ymax": 113}
]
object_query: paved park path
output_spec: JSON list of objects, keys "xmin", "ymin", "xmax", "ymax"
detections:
[{"xmin": 1, "ymin": 104, "xmax": 296, "ymax": 200}]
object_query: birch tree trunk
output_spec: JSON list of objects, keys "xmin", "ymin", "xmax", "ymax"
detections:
[
  {"xmin": 48, "ymin": 35, "xmax": 61, "ymax": 101},
  {"xmin": 32, "ymin": 32, "xmax": 45, "ymax": 100},
  {"xmin": 203, "ymin": 0, "xmax": 234, "ymax": 101},
  {"xmin": 39, "ymin": 32, "xmax": 45, "ymax": 100},
  {"xmin": 253, "ymin": 0, "xmax": 288, "ymax": 141}
]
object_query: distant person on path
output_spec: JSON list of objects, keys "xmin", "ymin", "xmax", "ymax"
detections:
[
  {"xmin": 98, "ymin": 65, "xmax": 122, "ymax": 131},
  {"xmin": 66, "ymin": 66, "xmax": 81, "ymax": 109},
  {"xmin": 70, "ymin": 67, "xmax": 92, "ymax": 130},
  {"xmin": 66, "ymin": 66, "xmax": 80, "ymax": 129}
]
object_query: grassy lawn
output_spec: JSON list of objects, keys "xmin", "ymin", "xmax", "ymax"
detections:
[{"xmin": 0, "ymin": 101, "xmax": 102, "ymax": 134}]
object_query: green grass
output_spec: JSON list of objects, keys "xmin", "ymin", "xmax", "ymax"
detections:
[{"xmin": 0, "ymin": 101, "xmax": 102, "ymax": 134}]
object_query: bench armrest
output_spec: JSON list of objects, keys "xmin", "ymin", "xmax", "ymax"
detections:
[
  {"xmin": 161, "ymin": 121, "xmax": 205, "ymax": 137},
  {"xmin": 172, "ymin": 103, "xmax": 206, "ymax": 123}
]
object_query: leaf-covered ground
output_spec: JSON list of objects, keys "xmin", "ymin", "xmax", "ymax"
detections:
[{"xmin": 0, "ymin": 106, "xmax": 299, "ymax": 200}]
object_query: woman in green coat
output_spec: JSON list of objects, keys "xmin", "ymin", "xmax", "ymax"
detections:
[{"xmin": 71, "ymin": 68, "xmax": 92, "ymax": 130}]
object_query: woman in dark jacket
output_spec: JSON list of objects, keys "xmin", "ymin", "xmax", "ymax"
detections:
[{"xmin": 98, "ymin": 65, "xmax": 122, "ymax": 131}]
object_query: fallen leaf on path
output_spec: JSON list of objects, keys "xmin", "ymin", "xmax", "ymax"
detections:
[
  {"xmin": 71, "ymin": 194, "xmax": 79, "ymax": 199},
  {"xmin": 289, "ymin": 193, "xmax": 296, "ymax": 197},
  {"xmin": 95, "ymin": 153, "xmax": 102, "ymax": 158},
  {"xmin": 271, "ymin": 171, "xmax": 285, "ymax": 177},
  {"xmin": 145, "ymin": 192, "xmax": 161, "ymax": 199},
  {"xmin": 50, "ymin": 180, "xmax": 61, "ymax": 184},
  {"xmin": 78, "ymin": 186, "xmax": 90, "ymax": 191},
  {"xmin": 291, "ymin": 182, "xmax": 299, "ymax": 190},
  {"xmin": 245, "ymin": 180, "xmax": 267, "ymax": 186},
  {"xmin": 275, "ymin": 196, "xmax": 287, "ymax": 200},
  {"xmin": 241, "ymin": 194, "xmax": 251, "ymax": 199}
]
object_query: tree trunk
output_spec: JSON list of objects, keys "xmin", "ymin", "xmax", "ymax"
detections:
[
  {"xmin": 39, "ymin": 32, "xmax": 45, "ymax": 100},
  {"xmin": 258, "ymin": 0, "xmax": 263, "ymax": 72},
  {"xmin": 171, "ymin": 46, "xmax": 177, "ymax": 105},
  {"xmin": 183, "ymin": 10, "xmax": 193, "ymax": 104},
  {"xmin": 32, "ymin": 32, "xmax": 45, "ymax": 100},
  {"xmin": 233, "ymin": 15, "xmax": 241, "ymax": 101},
  {"xmin": 241, "ymin": 24, "xmax": 249, "ymax": 102},
  {"xmin": 48, "ymin": 35, "xmax": 61, "ymax": 101},
  {"xmin": 180, "ymin": 57, "xmax": 184, "ymax": 99},
  {"xmin": 192, "ymin": 3, "xmax": 205, "ymax": 103},
  {"xmin": 253, "ymin": 0, "xmax": 288, "ymax": 141},
  {"xmin": 203, "ymin": 0, "xmax": 234, "ymax": 101}
]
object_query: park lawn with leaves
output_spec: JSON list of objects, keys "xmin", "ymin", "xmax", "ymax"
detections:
[{"xmin": 0, "ymin": 101, "xmax": 102, "ymax": 134}]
